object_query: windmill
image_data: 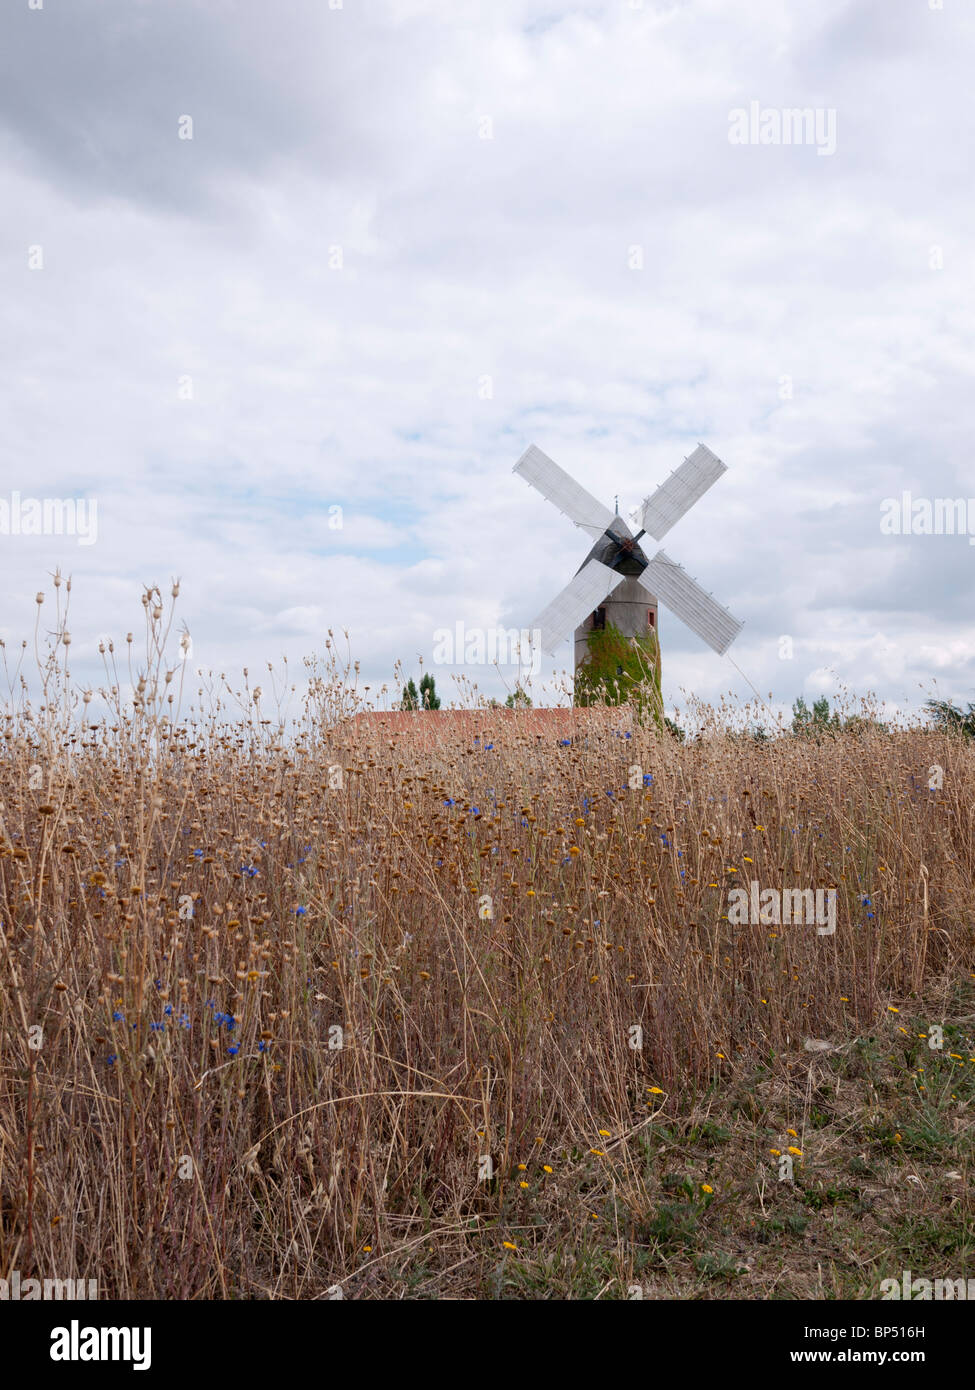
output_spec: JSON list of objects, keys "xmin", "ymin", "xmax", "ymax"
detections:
[{"xmin": 512, "ymin": 442, "xmax": 744, "ymax": 673}]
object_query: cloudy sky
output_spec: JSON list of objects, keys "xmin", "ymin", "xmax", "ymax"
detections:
[{"xmin": 2, "ymin": 0, "xmax": 973, "ymax": 722}]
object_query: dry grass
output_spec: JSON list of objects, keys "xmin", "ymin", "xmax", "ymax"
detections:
[{"xmin": 0, "ymin": 582, "xmax": 972, "ymax": 1298}]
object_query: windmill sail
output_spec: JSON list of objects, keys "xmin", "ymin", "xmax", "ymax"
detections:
[
  {"xmin": 638, "ymin": 550, "xmax": 743, "ymax": 655},
  {"xmin": 531, "ymin": 559, "xmax": 624, "ymax": 654},
  {"xmin": 514, "ymin": 445, "xmax": 616, "ymax": 540},
  {"xmin": 632, "ymin": 444, "xmax": 727, "ymax": 541}
]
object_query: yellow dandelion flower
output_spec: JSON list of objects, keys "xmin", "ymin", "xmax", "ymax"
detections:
[
  {"xmin": 788, "ymin": 1146, "xmax": 802, "ymax": 1157},
  {"xmin": 519, "ymin": 1181, "xmax": 529, "ymax": 1189},
  {"xmin": 502, "ymin": 1240, "xmax": 517, "ymax": 1250},
  {"xmin": 647, "ymin": 1086, "xmax": 664, "ymax": 1094},
  {"xmin": 701, "ymin": 1183, "xmax": 713, "ymax": 1194},
  {"xmin": 598, "ymin": 1129, "xmax": 611, "ymax": 1137},
  {"xmin": 770, "ymin": 1149, "xmax": 781, "ymax": 1157},
  {"xmin": 786, "ymin": 1129, "xmax": 798, "ymax": 1137},
  {"xmin": 542, "ymin": 1164, "xmax": 553, "ymax": 1173},
  {"xmin": 887, "ymin": 1006, "xmax": 899, "ymax": 1013}
]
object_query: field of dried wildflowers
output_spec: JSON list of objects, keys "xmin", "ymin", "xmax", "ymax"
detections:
[{"xmin": 0, "ymin": 584, "xmax": 972, "ymax": 1299}]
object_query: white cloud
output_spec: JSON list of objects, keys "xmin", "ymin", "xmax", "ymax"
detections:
[{"xmin": 1, "ymin": 0, "xmax": 973, "ymax": 717}]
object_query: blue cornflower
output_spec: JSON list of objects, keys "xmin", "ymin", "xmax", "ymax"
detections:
[
  {"xmin": 295, "ymin": 906, "xmax": 307, "ymax": 916},
  {"xmin": 113, "ymin": 1010, "xmax": 124, "ymax": 1022},
  {"xmin": 227, "ymin": 1045, "xmax": 240, "ymax": 1056},
  {"xmin": 150, "ymin": 1022, "xmax": 164, "ymax": 1032},
  {"xmin": 258, "ymin": 1040, "xmax": 267, "ymax": 1052},
  {"xmin": 106, "ymin": 1054, "xmax": 117, "ymax": 1066},
  {"xmin": 164, "ymin": 1004, "xmax": 173, "ymax": 1016},
  {"xmin": 559, "ymin": 739, "xmax": 571, "ymax": 747}
]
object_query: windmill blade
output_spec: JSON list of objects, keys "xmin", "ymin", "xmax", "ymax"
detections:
[
  {"xmin": 531, "ymin": 559, "xmax": 624, "ymax": 654},
  {"xmin": 514, "ymin": 445, "xmax": 616, "ymax": 540},
  {"xmin": 632, "ymin": 443, "xmax": 727, "ymax": 541},
  {"xmin": 638, "ymin": 550, "xmax": 743, "ymax": 655}
]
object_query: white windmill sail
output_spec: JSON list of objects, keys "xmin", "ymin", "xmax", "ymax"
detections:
[
  {"xmin": 531, "ymin": 559, "xmax": 624, "ymax": 654},
  {"xmin": 632, "ymin": 444, "xmax": 727, "ymax": 541},
  {"xmin": 638, "ymin": 550, "xmax": 743, "ymax": 655},
  {"xmin": 514, "ymin": 445, "xmax": 616, "ymax": 540}
]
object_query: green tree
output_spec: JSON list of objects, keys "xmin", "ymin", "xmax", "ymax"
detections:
[
  {"xmin": 419, "ymin": 673, "xmax": 440, "ymax": 709},
  {"xmin": 402, "ymin": 674, "xmax": 440, "ymax": 710},
  {"xmin": 926, "ymin": 698, "xmax": 975, "ymax": 738},
  {"xmin": 574, "ymin": 622, "xmax": 663, "ymax": 726},
  {"xmin": 505, "ymin": 686, "xmax": 532, "ymax": 709},
  {"xmin": 792, "ymin": 695, "xmax": 839, "ymax": 736}
]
